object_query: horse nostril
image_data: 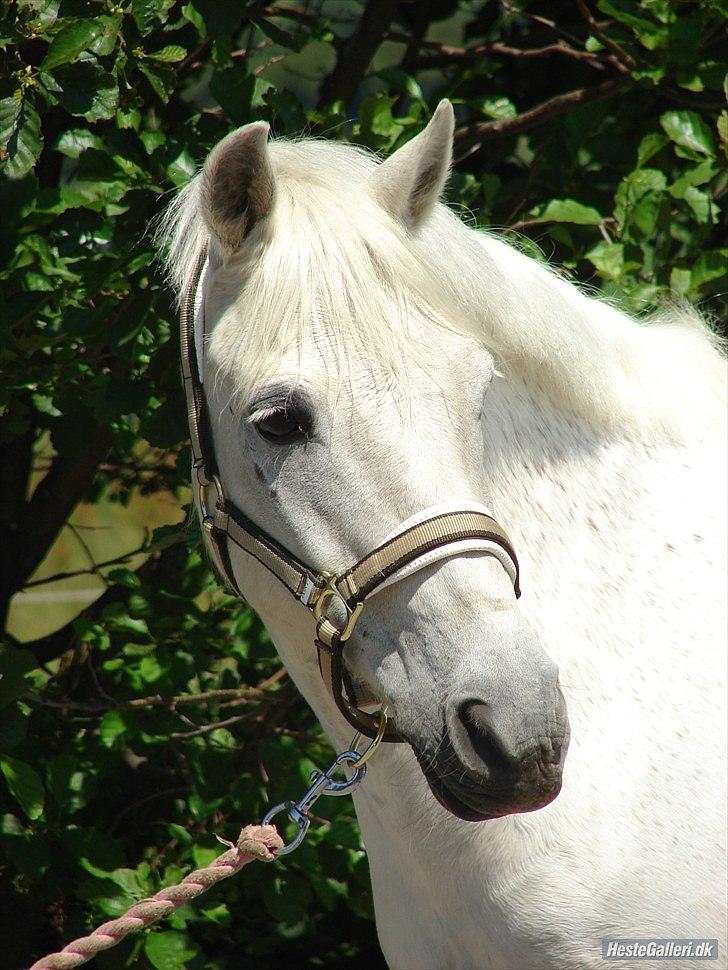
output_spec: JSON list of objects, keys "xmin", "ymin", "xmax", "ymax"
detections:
[{"xmin": 455, "ymin": 701, "xmax": 519, "ymax": 776}]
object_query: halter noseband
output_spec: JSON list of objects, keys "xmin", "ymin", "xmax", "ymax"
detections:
[{"xmin": 181, "ymin": 245, "xmax": 521, "ymax": 741}]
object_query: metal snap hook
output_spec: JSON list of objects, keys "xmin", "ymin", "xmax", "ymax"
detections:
[{"xmin": 259, "ymin": 711, "xmax": 387, "ymax": 856}]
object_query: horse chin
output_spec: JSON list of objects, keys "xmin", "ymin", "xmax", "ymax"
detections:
[{"xmin": 411, "ymin": 744, "xmax": 562, "ymax": 823}]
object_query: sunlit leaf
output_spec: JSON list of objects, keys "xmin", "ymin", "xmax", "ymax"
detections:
[
  {"xmin": 0, "ymin": 755, "xmax": 44, "ymax": 819},
  {"xmin": 660, "ymin": 110, "xmax": 716, "ymax": 156},
  {"xmin": 40, "ymin": 19, "xmax": 106, "ymax": 71}
]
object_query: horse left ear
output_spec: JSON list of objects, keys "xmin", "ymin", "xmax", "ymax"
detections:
[
  {"xmin": 369, "ymin": 99, "xmax": 454, "ymax": 230},
  {"xmin": 200, "ymin": 121, "xmax": 275, "ymax": 253}
]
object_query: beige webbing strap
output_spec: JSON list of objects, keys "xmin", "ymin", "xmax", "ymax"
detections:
[
  {"xmin": 180, "ymin": 245, "xmax": 211, "ymax": 475},
  {"xmin": 217, "ymin": 504, "xmax": 325, "ymax": 606},
  {"xmin": 336, "ymin": 510, "xmax": 520, "ymax": 603}
]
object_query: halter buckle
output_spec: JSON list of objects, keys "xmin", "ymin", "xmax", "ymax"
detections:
[{"xmin": 313, "ymin": 571, "xmax": 364, "ymax": 642}]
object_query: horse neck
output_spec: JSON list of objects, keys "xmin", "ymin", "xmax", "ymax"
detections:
[{"xmin": 481, "ymin": 370, "xmax": 726, "ymax": 681}]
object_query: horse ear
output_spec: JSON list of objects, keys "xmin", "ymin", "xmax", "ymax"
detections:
[
  {"xmin": 200, "ymin": 121, "xmax": 275, "ymax": 253},
  {"xmin": 370, "ymin": 100, "xmax": 454, "ymax": 230}
]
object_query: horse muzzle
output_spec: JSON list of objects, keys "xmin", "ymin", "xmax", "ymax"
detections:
[{"xmin": 409, "ymin": 683, "xmax": 570, "ymax": 822}]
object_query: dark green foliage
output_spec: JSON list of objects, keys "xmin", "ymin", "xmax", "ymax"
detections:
[{"xmin": 1, "ymin": 1, "xmax": 725, "ymax": 966}]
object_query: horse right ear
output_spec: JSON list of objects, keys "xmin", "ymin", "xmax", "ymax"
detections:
[
  {"xmin": 200, "ymin": 121, "xmax": 275, "ymax": 253},
  {"xmin": 369, "ymin": 100, "xmax": 454, "ymax": 231}
]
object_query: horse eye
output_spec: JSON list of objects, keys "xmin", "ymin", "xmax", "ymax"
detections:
[{"xmin": 253, "ymin": 405, "xmax": 310, "ymax": 444}]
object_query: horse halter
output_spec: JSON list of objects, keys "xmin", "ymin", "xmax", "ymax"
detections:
[{"xmin": 181, "ymin": 245, "xmax": 521, "ymax": 742}]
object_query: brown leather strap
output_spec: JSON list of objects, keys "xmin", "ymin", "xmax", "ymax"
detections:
[{"xmin": 316, "ymin": 631, "xmax": 403, "ymax": 742}]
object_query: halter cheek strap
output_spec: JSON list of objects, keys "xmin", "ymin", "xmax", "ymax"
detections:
[{"xmin": 181, "ymin": 245, "xmax": 521, "ymax": 741}]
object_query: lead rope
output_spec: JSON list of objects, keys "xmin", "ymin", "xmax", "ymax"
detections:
[{"xmin": 28, "ymin": 720, "xmax": 386, "ymax": 970}]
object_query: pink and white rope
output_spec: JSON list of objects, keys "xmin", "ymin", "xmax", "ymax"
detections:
[{"xmin": 29, "ymin": 824, "xmax": 283, "ymax": 970}]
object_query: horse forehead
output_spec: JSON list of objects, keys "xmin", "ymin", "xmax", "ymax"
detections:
[{"xmin": 298, "ymin": 325, "xmax": 490, "ymax": 404}]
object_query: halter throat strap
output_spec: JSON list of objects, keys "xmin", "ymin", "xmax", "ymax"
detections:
[{"xmin": 180, "ymin": 245, "xmax": 521, "ymax": 741}]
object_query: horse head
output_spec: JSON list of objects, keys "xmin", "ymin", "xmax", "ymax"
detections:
[{"xmin": 169, "ymin": 102, "xmax": 569, "ymax": 822}]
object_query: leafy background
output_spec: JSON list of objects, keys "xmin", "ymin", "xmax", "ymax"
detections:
[{"xmin": 1, "ymin": 0, "xmax": 725, "ymax": 967}]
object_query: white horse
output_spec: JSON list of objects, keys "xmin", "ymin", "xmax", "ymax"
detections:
[{"xmin": 161, "ymin": 101, "xmax": 727, "ymax": 969}]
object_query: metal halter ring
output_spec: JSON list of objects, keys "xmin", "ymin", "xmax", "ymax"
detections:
[
  {"xmin": 349, "ymin": 707, "xmax": 388, "ymax": 767},
  {"xmin": 313, "ymin": 570, "xmax": 364, "ymax": 642},
  {"xmin": 196, "ymin": 465, "xmax": 224, "ymax": 523}
]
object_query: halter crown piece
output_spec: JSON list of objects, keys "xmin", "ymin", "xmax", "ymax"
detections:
[{"xmin": 180, "ymin": 245, "xmax": 521, "ymax": 741}]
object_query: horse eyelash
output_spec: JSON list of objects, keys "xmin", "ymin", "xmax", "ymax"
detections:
[{"xmin": 247, "ymin": 404, "xmax": 286, "ymax": 424}]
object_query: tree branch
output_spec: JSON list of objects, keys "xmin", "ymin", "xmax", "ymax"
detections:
[
  {"xmin": 318, "ymin": 0, "xmax": 399, "ymax": 108},
  {"xmin": 169, "ymin": 714, "xmax": 249, "ymax": 739},
  {"xmin": 391, "ymin": 34, "xmax": 610, "ymax": 71},
  {"xmin": 22, "ymin": 539, "xmax": 149, "ymax": 589},
  {"xmin": 263, "ymin": 4, "xmax": 318, "ymax": 28},
  {"xmin": 0, "ymin": 425, "xmax": 34, "ymax": 628},
  {"xmin": 454, "ymin": 77, "xmax": 628, "ymax": 154},
  {"xmin": 575, "ymin": 0, "xmax": 636, "ymax": 71},
  {"xmin": 1, "ymin": 424, "xmax": 112, "ymax": 624},
  {"xmin": 25, "ymin": 685, "xmax": 271, "ymax": 713},
  {"xmin": 499, "ymin": 1, "xmax": 586, "ymax": 48}
]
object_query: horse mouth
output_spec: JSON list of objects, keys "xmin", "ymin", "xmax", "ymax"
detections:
[
  {"xmin": 411, "ymin": 743, "xmax": 563, "ymax": 823},
  {"xmin": 415, "ymin": 751, "xmax": 499, "ymax": 822}
]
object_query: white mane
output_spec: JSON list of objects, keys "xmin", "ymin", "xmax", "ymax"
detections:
[{"xmin": 159, "ymin": 136, "xmax": 725, "ymax": 442}]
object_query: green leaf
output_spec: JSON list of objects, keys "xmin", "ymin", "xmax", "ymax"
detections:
[
  {"xmin": 132, "ymin": 0, "xmax": 176, "ymax": 35},
  {"xmin": 2, "ymin": 830, "xmax": 50, "ymax": 880},
  {"xmin": 669, "ymin": 160, "xmax": 716, "ymax": 198},
  {"xmin": 596, "ymin": 1, "xmax": 668, "ymax": 49},
  {"xmin": 138, "ymin": 61, "xmax": 175, "ymax": 103},
  {"xmin": 191, "ymin": 842, "xmax": 220, "ymax": 867},
  {"xmin": 139, "ymin": 656, "xmax": 163, "ymax": 682},
  {"xmin": 660, "ymin": 110, "xmax": 716, "ymax": 157},
  {"xmin": 0, "ymin": 755, "xmax": 45, "ymax": 819},
  {"xmin": 56, "ymin": 62, "xmax": 119, "ymax": 121},
  {"xmin": 615, "ymin": 168, "xmax": 667, "ymax": 237},
  {"xmin": 717, "ymin": 111, "xmax": 728, "ymax": 151},
  {"xmin": 0, "ymin": 646, "xmax": 36, "ymax": 708},
  {"xmin": 531, "ymin": 198, "xmax": 604, "ymax": 225},
  {"xmin": 0, "ymin": 98, "xmax": 42, "ymax": 179},
  {"xmin": 670, "ymin": 267, "xmax": 692, "ymax": 296},
  {"xmin": 147, "ymin": 45, "xmax": 188, "ymax": 63},
  {"xmin": 690, "ymin": 250, "xmax": 728, "ymax": 290},
  {"xmin": 18, "ymin": 0, "xmax": 60, "ymax": 29},
  {"xmin": 253, "ymin": 17, "xmax": 306, "ymax": 52},
  {"xmin": 586, "ymin": 241, "xmax": 624, "ymax": 281},
  {"xmin": 636, "ymin": 132, "xmax": 668, "ymax": 167},
  {"xmin": 90, "ymin": 14, "xmax": 123, "ymax": 56},
  {"xmin": 181, "ymin": 1, "xmax": 206, "ymax": 34},
  {"xmin": 145, "ymin": 930, "xmax": 199, "ymax": 970},
  {"xmin": 53, "ymin": 128, "xmax": 104, "ymax": 158},
  {"xmin": 40, "ymin": 19, "xmax": 106, "ymax": 72},
  {"xmin": 208, "ymin": 69, "xmax": 272, "ymax": 123},
  {"xmin": 359, "ymin": 93, "xmax": 399, "ymax": 139},
  {"xmin": 99, "ymin": 711, "xmax": 128, "ymax": 749},
  {"xmin": 166, "ymin": 148, "xmax": 197, "ymax": 186},
  {"xmin": 377, "ymin": 68, "xmax": 425, "ymax": 104},
  {"xmin": 262, "ymin": 872, "xmax": 313, "ymax": 924},
  {"xmin": 681, "ymin": 186, "xmax": 717, "ymax": 223},
  {"xmin": 476, "ymin": 96, "xmax": 517, "ymax": 120}
]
